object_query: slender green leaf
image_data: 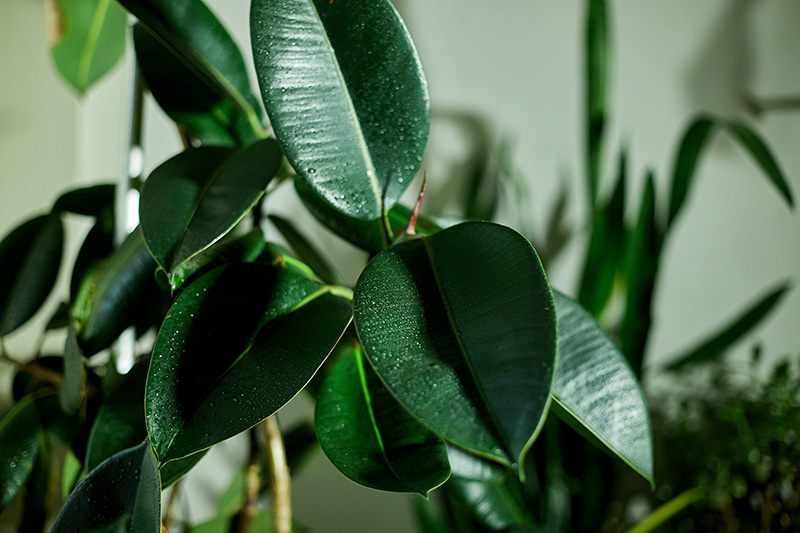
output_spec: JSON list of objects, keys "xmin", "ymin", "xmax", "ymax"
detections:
[
  {"xmin": 49, "ymin": 0, "xmax": 127, "ymax": 93},
  {"xmin": 51, "ymin": 440, "xmax": 161, "ymax": 533},
  {"xmin": 251, "ymin": 0, "xmax": 430, "ymax": 219},
  {"xmin": 354, "ymin": 221, "xmax": 557, "ymax": 470},
  {"xmin": 140, "ymin": 139, "xmax": 282, "ymax": 278},
  {"xmin": 551, "ymin": 290, "xmax": 654, "ymax": 485},
  {"xmin": 118, "ymin": 0, "xmax": 264, "ymax": 133},
  {"xmin": 316, "ymin": 342, "xmax": 450, "ymax": 495},
  {"xmin": 269, "ymin": 214, "xmax": 341, "ymax": 285},
  {"xmin": 667, "ymin": 118, "xmax": 715, "ymax": 226},
  {"xmin": 0, "ymin": 214, "xmax": 64, "ymax": 336},
  {"xmin": 0, "ymin": 397, "xmax": 40, "ymax": 512},
  {"xmin": 723, "ymin": 120, "xmax": 794, "ymax": 209},
  {"xmin": 146, "ymin": 263, "xmax": 352, "ymax": 464},
  {"xmin": 52, "ymin": 183, "xmax": 116, "ymax": 218},
  {"xmin": 60, "ymin": 326, "xmax": 86, "ymax": 415},
  {"xmin": 586, "ymin": 0, "xmax": 608, "ymax": 206},
  {"xmin": 62, "ymin": 449, "xmax": 82, "ymax": 500},
  {"xmin": 665, "ymin": 281, "xmax": 791, "ymax": 372}
]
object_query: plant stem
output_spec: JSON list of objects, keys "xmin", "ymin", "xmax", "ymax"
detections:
[
  {"xmin": 162, "ymin": 481, "xmax": 181, "ymax": 532},
  {"xmin": 264, "ymin": 416, "xmax": 292, "ymax": 533},
  {"xmin": 625, "ymin": 487, "xmax": 704, "ymax": 533},
  {"xmin": 239, "ymin": 428, "xmax": 261, "ymax": 533}
]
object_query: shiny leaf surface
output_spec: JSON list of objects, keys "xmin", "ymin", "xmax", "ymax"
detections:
[
  {"xmin": 0, "ymin": 214, "xmax": 64, "ymax": 336},
  {"xmin": 552, "ymin": 290, "xmax": 654, "ymax": 485},
  {"xmin": 251, "ymin": 0, "xmax": 429, "ymax": 219},
  {"xmin": 316, "ymin": 342, "xmax": 450, "ymax": 495},
  {"xmin": 146, "ymin": 263, "xmax": 352, "ymax": 464},
  {"xmin": 0, "ymin": 397, "xmax": 40, "ymax": 512},
  {"xmin": 139, "ymin": 140, "xmax": 282, "ymax": 278},
  {"xmin": 354, "ymin": 222, "xmax": 557, "ymax": 469}
]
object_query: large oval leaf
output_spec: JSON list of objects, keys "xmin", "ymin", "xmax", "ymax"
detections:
[
  {"xmin": 0, "ymin": 214, "xmax": 64, "ymax": 336},
  {"xmin": 551, "ymin": 290, "xmax": 653, "ymax": 486},
  {"xmin": 251, "ymin": 0, "xmax": 430, "ymax": 219},
  {"xmin": 139, "ymin": 139, "xmax": 282, "ymax": 278},
  {"xmin": 353, "ymin": 221, "xmax": 557, "ymax": 470},
  {"xmin": 59, "ymin": 326, "xmax": 86, "ymax": 415},
  {"xmin": 51, "ymin": 440, "xmax": 161, "ymax": 533},
  {"xmin": 315, "ymin": 341, "xmax": 450, "ymax": 495},
  {"xmin": 146, "ymin": 263, "xmax": 352, "ymax": 464},
  {"xmin": 49, "ymin": 0, "xmax": 127, "ymax": 93},
  {"xmin": 0, "ymin": 397, "xmax": 41, "ymax": 512}
]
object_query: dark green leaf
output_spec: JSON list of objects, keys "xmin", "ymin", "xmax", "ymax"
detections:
[
  {"xmin": 551, "ymin": 290, "xmax": 654, "ymax": 485},
  {"xmin": 70, "ymin": 217, "xmax": 115, "ymax": 300},
  {"xmin": 0, "ymin": 214, "xmax": 64, "ymax": 336},
  {"xmin": 46, "ymin": 302, "xmax": 72, "ymax": 331},
  {"xmin": 160, "ymin": 450, "xmax": 207, "ymax": 488},
  {"xmin": 118, "ymin": 0, "xmax": 264, "ymax": 133},
  {"xmin": 0, "ymin": 397, "xmax": 40, "ymax": 512},
  {"xmin": 251, "ymin": 0, "xmax": 429, "ymax": 219},
  {"xmin": 52, "ymin": 183, "xmax": 116, "ymax": 218},
  {"xmin": 269, "ymin": 214, "xmax": 342, "ymax": 285},
  {"xmin": 316, "ymin": 342, "xmax": 450, "ymax": 495},
  {"xmin": 51, "ymin": 440, "xmax": 161, "ymax": 533},
  {"xmin": 586, "ymin": 0, "xmax": 608, "ymax": 206},
  {"xmin": 60, "ymin": 326, "xmax": 86, "ymax": 415},
  {"xmin": 445, "ymin": 446, "xmax": 530, "ymax": 530},
  {"xmin": 146, "ymin": 263, "xmax": 352, "ymax": 464},
  {"xmin": 49, "ymin": 0, "xmax": 127, "ymax": 93},
  {"xmin": 722, "ymin": 120, "xmax": 794, "ymax": 209},
  {"xmin": 665, "ymin": 281, "xmax": 791, "ymax": 371},
  {"xmin": 667, "ymin": 118, "xmax": 714, "ymax": 226},
  {"xmin": 139, "ymin": 139, "xmax": 282, "ymax": 278},
  {"xmin": 73, "ymin": 227, "xmax": 164, "ymax": 356},
  {"xmin": 353, "ymin": 221, "xmax": 557, "ymax": 470},
  {"xmin": 186, "ymin": 510, "xmax": 307, "ymax": 533},
  {"xmin": 20, "ymin": 433, "xmax": 50, "ymax": 533}
]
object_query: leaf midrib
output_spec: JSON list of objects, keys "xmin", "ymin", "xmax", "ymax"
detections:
[{"xmin": 77, "ymin": 0, "xmax": 111, "ymax": 89}]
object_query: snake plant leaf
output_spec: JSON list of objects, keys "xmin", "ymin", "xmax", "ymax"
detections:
[
  {"xmin": 74, "ymin": 227, "xmax": 164, "ymax": 356},
  {"xmin": 146, "ymin": 263, "xmax": 352, "ymax": 464},
  {"xmin": 60, "ymin": 326, "xmax": 86, "ymax": 415},
  {"xmin": 251, "ymin": 0, "xmax": 430, "ymax": 220},
  {"xmin": 52, "ymin": 183, "xmax": 116, "ymax": 218},
  {"xmin": 0, "ymin": 397, "xmax": 41, "ymax": 512},
  {"xmin": 268, "ymin": 214, "xmax": 342, "ymax": 286},
  {"xmin": 551, "ymin": 290, "xmax": 654, "ymax": 486},
  {"xmin": 586, "ymin": 0, "xmax": 608, "ymax": 206},
  {"xmin": 0, "ymin": 213, "xmax": 64, "ymax": 336},
  {"xmin": 118, "ymin": 0, "xmax": 264, "ymax": 133},
  {"xmin": 445, "ymin": 446, "xmax": 530, "ymax": 530},
  {"xmin": 132, "ymin": 24, "xmax": 256, "ymax": 148},
  {"xmin": 49, "ymin": 0, "xmax": 127, "ymax": 93},
  {"xmin": 139, "ymin": 139, "xmax": 282, "ymax": 278},
  {"xmin": 354, "ymin": 221, "xmax": 557, "ymax": 471},
  {"xmin": 664, "ymin": 281, "xmax": 791, "ymax": 372},
  {"xmin": 667, "ymin": 117, "xmax": 715, "ymax": 227},
  {"xmin": 51, "ymin": 440, "xmax": 161, "ymax": 533},
  {"xmin": 316, "ymin": 342, "xmax": 450, "ymax": 495}
]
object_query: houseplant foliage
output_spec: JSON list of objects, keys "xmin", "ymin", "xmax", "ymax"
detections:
[{"xmin": 0, "ymin": 0, "xmax": 794, "ymax": 532}]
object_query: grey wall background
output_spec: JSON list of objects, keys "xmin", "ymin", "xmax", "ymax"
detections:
[{"xmin": 1, "ymin": 1, "xmax": 799, "ymax": 531}]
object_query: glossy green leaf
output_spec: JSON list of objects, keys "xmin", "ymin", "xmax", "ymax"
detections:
[
  {"xmin": 70, "ymin": 217, "xmax": 115, "ymax": 300},
  {"xmin": 445, "ymin": 446, "xmax": 530, "ymax": 530},
  {"xmin": 51, "ymin": 440, "xmax": 161, "ymax": 533},
  {"xmin": 586, "ymin": 0, "xmax": 608, "ymax": 206},
  {"xmin": 665, "ymin": 281, "xmax": 791, "ymax": 372},
  {"xmin": 667, "ymin": 118, "xmax": 714, "ymax": 226},
  {"xmin": 73, "ymin": 227, "xmax": 164, "ymax": 356},
  {"xmin": 133, "ymin": 24, "xmax": 255, "ymax": 147},
  {"xmin": 251, "ymin": 0, "xmax": 430, "ymax": 219},
  {"xmin": 551, "ymin": 290, "xmax": 654, "ymax": 485},
  {"xmin": 118, "ymin": 0, "xmax": 264, "ymax": 133},
  {"xmin": 139, "ymin": 140, "xmax": 282, "ymax": 278},
  {"xmin": 723, "ymin": 120, "xmax": 794, "ymax": 209},
  {"xmin": 160, "ymin": 450, "xmax": 208, "ymax": 488},
  {"xmin": 269, "ymin": 214, "xmax": 341, "ymax": 285},
  {"xmin": 0, "ymin": 397, "xmax": 40, "ymax": 512},
  {"xmin": 60, "ymin": 326, "xmax": 86, "ymax": 415},
  {"xmin": 316, "ymin": 342, "xmax": 450, "ymax": 495},
  {"xmin": 354, "ymin": 221, "xmax": 557, "ymax": 470},
  {"xmin": 52, "ymin": 183, "xmax": 116, "ymax": 218},
  {"xmin": 146, "ymin": 263, "xmax": 352, "ymax": 464},
  {"xmin": 0, "ymin": 214, "xmax": 64, "ymax": 336},
  {"xmin": 20, "ymin": 433, "xmax": 50, "ymax": 533},
  {"xmin": 49, "ymin": 0, "xmax": 127, "ymax": 93},
  {"xmin": 171, "ymin": 229, "xmax": 268, "ymax": 291}
]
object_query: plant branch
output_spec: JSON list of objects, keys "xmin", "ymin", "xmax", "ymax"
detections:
[
  {"xmin": 625, "ymin": 487, "xmax": 704, "ymax": 533},
  {"xmin": 162, "ymin": 481, "xmax": 181, "ymax": 532},
  {"xmin": 264, "ymin": 416, "xmax": 292, "ymax": 533},
  {"xmin": 238, "ymin": 428, "xmax": 262, "ymax": 533}
]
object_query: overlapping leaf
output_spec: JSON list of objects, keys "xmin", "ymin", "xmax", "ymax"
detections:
[
  {"xmin": 59, "ymin": 327, "xmax": 86, "ymax": 415},
  {"xmin": 354, "ymin": 222, "xmax": 557, "ymax": 470},
  {"xmin": 316, "ymin": 342, "xmax": 450, "ymax": 494},
  {"xmin": 146, "ymin": 262, "xmax": 352, "ymax": 464},
  {"xmin": 251, "ymin": 0, "xmax": 430, "ymax": 219},
  {"xmin": 0, "ymin": 397, "xmax": 41, "ymax": 512},
  {"xmin": 139, "ymin": 139, "xmax": 282, "ymax": 278}
]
